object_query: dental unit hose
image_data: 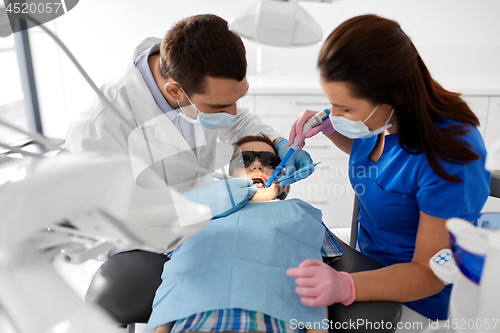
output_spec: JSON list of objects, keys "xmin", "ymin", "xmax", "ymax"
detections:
[{"xmin": 265, "ymin": 108, "xmax": 331, "ymax": 188}]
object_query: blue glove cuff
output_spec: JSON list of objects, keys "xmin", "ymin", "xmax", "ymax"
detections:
[
  {"xmin": 275, "ymin": 138, "xmax": 290, "ymax": 161},
  {"xmin": 276, "ymin": 138, "xmax": 288, "ymax": 147}
]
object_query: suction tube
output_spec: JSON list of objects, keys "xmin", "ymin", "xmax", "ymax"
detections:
[{"xmin": 264, "ymin": 109, "xmax": 330, "ymax": 188}]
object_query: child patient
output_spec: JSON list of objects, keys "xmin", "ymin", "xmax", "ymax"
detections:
[{"xmin": 147, "ymin": 134, "xmax": 339, "ymax": 333}]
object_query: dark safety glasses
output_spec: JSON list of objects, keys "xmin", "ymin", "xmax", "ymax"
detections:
[{"xmin": 230, "ymin": 151, "xmax": 281, "ymax": 169}]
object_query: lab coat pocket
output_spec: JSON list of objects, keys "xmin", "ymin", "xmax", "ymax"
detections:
[{"xmin": 364, "ymin": 178, "xmax": 411, "ymax": 230}]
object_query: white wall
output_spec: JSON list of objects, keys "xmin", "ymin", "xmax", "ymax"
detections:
[{"xmin": 27, "ymin": 0, "xmax": 500, "ymax": 138}]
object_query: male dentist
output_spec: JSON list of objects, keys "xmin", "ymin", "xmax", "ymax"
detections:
[{"xmin": 66, "ymin": 14, "xmax": 313, "ymax": 218}]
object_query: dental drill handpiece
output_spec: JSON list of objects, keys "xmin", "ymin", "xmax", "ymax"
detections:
[{"xmin": 264, "ymin": 109, "xmax": 331, "ymax": 188}]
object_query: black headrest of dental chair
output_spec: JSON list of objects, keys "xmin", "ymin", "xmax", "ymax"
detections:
[
  {"xmin": 86, "ymin": 237, "xmax": 402, "ymax": 332},
  {"xmin": 85, "ymin": 250, "xmax": 169, "ymax": 324}
]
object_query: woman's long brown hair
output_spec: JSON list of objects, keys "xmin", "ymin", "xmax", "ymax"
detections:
[{"xmin": 318, "ymin": 14, "xmax": 479, "ymax": 182}]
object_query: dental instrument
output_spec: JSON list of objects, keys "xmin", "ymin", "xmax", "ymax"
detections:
[
  {"xmin": 274, "ymin": 162, "xmax": 320, "ymax": 184},
  {"xmin": 265, "ymin": 109, "xmax": 330, "ymax": 188}
]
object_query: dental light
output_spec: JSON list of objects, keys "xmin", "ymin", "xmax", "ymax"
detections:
[{"xmin": 230, "ymin": 0, "xmax": 334, "ymax": 47}]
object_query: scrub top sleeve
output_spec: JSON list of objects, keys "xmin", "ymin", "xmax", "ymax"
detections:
[{"xmin": 415, "ymin": 128, "xmax": 490, "ymax": 219}]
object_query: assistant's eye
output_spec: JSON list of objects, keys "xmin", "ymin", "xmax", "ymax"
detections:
[{"xmin": 331, "ymin": 105, "xmax": 349, "ymax": 113}]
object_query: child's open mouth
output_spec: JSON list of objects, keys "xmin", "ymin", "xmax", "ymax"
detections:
[{"xmin": 251, "ymin": 176, "xmax": 267, "ymax": 188}]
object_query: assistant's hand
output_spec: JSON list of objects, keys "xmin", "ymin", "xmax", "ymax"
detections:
[
  {"xmin": 288, "ymin": 110, "xmax": 335, "ymax": 149},
  {"xmin": 183, "ymin": 178, "xmax": 257, "ymax": 218},
  {"xmin": 275, "ymin": 138, "xmax": 313, "ymax": 186},
  {"xmin": 286, "ymin": 259, "xmax": 356, "ymax": 307}
]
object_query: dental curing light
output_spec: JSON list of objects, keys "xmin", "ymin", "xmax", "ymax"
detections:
[{"xmin": 265, "ymin": 109, "xmax": 330, "ymax": 187}]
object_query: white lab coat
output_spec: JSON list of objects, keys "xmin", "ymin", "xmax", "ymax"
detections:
[{"xmin": 66, "ymin": 37, "xmax": 282, "ymax": 193}]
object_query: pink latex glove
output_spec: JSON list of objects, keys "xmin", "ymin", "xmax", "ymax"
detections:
[
  {"xmin": 288, "ymin": 110, "xmax": 335, "ymax": 149},
  {"xmin": 286, "ymin": 259, "xmax": 355, "ymax": 307}
]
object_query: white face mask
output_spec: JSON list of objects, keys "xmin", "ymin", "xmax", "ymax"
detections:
[
  {"xmin": 176, "ymin": 86, "xmax": 237, "ymax": 130},
  {"xmin": 330, "ymin": 104, "xmax": 394, "ymax": 139}
]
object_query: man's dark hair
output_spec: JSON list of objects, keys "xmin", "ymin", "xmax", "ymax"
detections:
[
  {"xmin": 159, "ymin": 14, "xmax": 247, "ymax": 95},
  {"xmin": 232, "ymin": 133, "xmax": 276, "ymax": 153}
]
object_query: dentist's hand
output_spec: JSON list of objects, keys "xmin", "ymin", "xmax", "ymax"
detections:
[
  {"xmin": 288, "ymin": 110, "xmax": 335, "ymax": 149},
  {"xmin": 183, "ymin": 178, "xmax": 257, "ymax": 218},
  {"xmin": 275, "ymin": 138, "xmax": 314, "ymax": 186},
  {"xmin": 286, "ymin": 259, "xmax": 356, "ymax": 307}
]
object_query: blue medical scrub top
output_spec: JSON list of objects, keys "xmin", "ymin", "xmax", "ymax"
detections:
[{"xmin": 349, "ymin": 119, "xmax": 490, "ymax": 320}]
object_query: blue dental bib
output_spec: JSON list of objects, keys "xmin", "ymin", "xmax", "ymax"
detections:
[{"xmin": 146, "ymin": 199, "xmax": 327, "ymax": 331}]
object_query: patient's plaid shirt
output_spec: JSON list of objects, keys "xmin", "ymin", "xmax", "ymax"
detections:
[
  {"xmin": 171, "ymin": 308, "xmax": 305, "ymax": 333},
  {"xmin": 320, "ymin": 225, "xmax": 344, "ymax": 263}
]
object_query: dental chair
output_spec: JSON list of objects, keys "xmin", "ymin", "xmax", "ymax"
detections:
[
  {"xmin": 490, "ymin": 170, "xmax": 500, "ymax": 199},
  {"xmin": 87, "ymin": 243, "xmax": 403, "ymax": 333},
  {"xmin": 86, "ymin": 217, "xmax": 404, "ymax": 332}
]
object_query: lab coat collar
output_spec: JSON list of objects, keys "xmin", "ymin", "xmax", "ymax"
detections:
[
  {"xmin": 124, "ymin": 38, "xmax": 195, "ymax": 157},
  {"xmin": 132, "ymin": 37, "xmax": 162, "ymax": 60},
  {"xmin": 134, "ymin": 42, "xmax": 178, "ymax": 120},
  {"xmin": 134, "ymin": 42, "xmax": 161, "ymax": 66}
]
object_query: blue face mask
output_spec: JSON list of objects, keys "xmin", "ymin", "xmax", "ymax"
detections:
[
  {"xmin": 198, "ymin": 111, "xmax": 238, "ymax": 130},
  {"xmin": 176, "ymin": 87, "xmax": 237, "ymax": 130},
  {"xmin": 329, "ymin": 104, "xmax": 394, "ymax": 139}
]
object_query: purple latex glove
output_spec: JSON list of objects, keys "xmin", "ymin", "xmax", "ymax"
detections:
[
  {"xmin": 288, "ymin": 110, "xmax": 335, "ymax": 149},
  {"xmin": 286, "ymin": 259, "xmax": 356, "ymax": 307}
]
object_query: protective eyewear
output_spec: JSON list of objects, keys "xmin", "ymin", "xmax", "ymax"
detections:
[{"xmin": 230, "ymin": 151, "xmax": 281, "ymax": 169}]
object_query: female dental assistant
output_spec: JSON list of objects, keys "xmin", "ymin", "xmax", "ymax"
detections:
[{"xmin": 286, "ymin": 14, "xmax": 491, "ymax": 320}]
